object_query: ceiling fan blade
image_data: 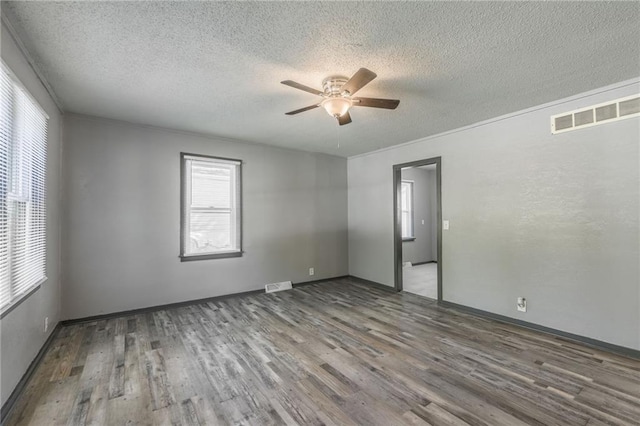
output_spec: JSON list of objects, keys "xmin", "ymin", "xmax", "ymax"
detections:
[
  {"xmin": 353, "ymin": 97, "xmax": 400, "ymax": 109},
  {"xmin": 337, "ymin": 112, "xmax": 352, "ymax": 126},
  {"xmin": 285, "ymin": 104, "xmax": 320, "ymax": 115},
  {"xmin": 341, "ymin": 68, "xmax": 377, "ymax": 95},
  {"xmin": 281, "ymin": 80, "xmax": 323, "ymax": 96}
]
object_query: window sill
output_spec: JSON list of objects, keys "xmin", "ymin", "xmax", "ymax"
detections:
[
  {"xmin": 0, "ymin": 282, "xmax": 43, "ymax": 319},
  {"xmin": 180, "ymin": 251, "xmax": 243, "ymax": 262},
  {"xmin": 402, "ymin": 237, "xmax": 416, "ymax": 242}
]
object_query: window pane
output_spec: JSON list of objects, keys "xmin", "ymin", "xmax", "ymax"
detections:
[
  {"xmin": 191, "ymin": 162, "xmax": 231, "ymax": 209},
  {"xmin": 188, "ymin": 210, "xmax": 232, "ymax": 253},
  {"xmin": 401, "ymin": 212, "xmax": 409, "ymax": 237},
  {"xmin": 400, "ymin": 180, "xmax": 413, "ymax": 238},
  {"xmin": 0, "ymin": 67, "xmax": 13, "ymax": 305},
  {"xmin": 181, "ymin": 155, "xmax": 241, "ymax": 258},
  {"xmin": 0, "ymin": 62, "xmax": 48, "ymax": 312},
  {"xmin": 400, "ymin": 184, "xmax": 408, "ymax": 210}
]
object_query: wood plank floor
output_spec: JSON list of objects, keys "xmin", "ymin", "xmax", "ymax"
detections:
[{"xmin": 6, "ymin": 278, "xmax": 640, "ymax": 425}]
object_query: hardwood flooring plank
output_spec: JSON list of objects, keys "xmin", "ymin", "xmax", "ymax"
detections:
[
  {"xmin": 107, "ymin": 333, "xmax": 126, "ymax": 399},
  {"xmin": 5, "ymin": 279, "xmax": 640, "ymax": 426},
  {"xmin": 411, "ymin": 402, "xmax": 472, "ymax": 426},
  {"xmin": 143, "ymin": 349, "xmax": 176, "ymax": 411},
  {"xmin": 27, "ymin": 376, "xmax": 79, "ymax": 426},
  {"xmin": 66, "ymin": 388, "xmax": 92, "ymax": 426}
]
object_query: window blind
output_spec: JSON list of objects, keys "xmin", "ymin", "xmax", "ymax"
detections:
[
  {"xmin": 401, "ymin": 180, "xmax": 413, "ymax": 238},
  {"xmin": 0, "ymin": 62, "xmax": 48, "ymax": 313},
  {"xmin": 181, "ymin": 154, "xmax": 241, "ymax": 259}
]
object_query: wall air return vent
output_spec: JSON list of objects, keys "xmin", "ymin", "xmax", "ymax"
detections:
[
  {"xmin": 265, "ymin": 281, "xmax": 293, "ymax": 293},
  {"xmin": 551, "ymin": 94, "xmax": 640, "ymax": 134}
]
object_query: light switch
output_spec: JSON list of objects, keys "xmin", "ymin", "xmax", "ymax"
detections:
[
  {"xmin": 443, "ymin": 220, "xmax": 450, "ymax": 230},
  {"xmin": 421, "ymin": 219, "xmax": 425, "ymax": 225}
]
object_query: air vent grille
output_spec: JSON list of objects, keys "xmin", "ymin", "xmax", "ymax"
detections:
[
  {"xmin": 595, "ymin": 104, "xmax": 617, "ymax": 122},
  {"xmin": 574, "ymin": 110, "xmax": 593, "ymax": 127},
  {"xmin": 551, "ymin": 94, "xmax": 640, "ymax": 134},
  {"xmin": 265, "ymin": 281, "xmax": 293, "ymax": 293},
  {"xmin": 554, "ymin": 114, "xmax": 573, "ymax": 131},
  {"xmin": 619, "ymin": 97, "xmax": 640, "ymax": 117}
]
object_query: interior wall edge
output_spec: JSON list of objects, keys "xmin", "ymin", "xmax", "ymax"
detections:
[
  {"xmin": 63, "ymin": 112, "xmax": 347, "ymax": 160},
  {"xmin": 347, "ymin": 80, "xmax": 640, "ymax": 350},
  {"xmin": 440, "ymin": 300, "xmax": 640, "ymax": 359},
  {"xmin": 0, "ymin": 9, "xmax": 64, "ymax": 112},
  {"xmin": 347, "ymin": 76, "xmax": 640, "ymax": 161},
  {"xmin": 61, "ymin": 113, "xmax": 349, "ymax": 320},
  {"xmin": 0, "ymin": 18, "xmax": 64, "ymax": 407},
  {"xmin": 0, "ymin": 323, "xmax": 63, "ymax": 424}
]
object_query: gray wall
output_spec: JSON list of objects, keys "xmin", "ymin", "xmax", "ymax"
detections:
[
  {"xmin": 62, "ymin": 115, "xmax": 348, "ymax": 320},
  {"xmin": 0, "ymin": 21, "xmax": 63, "ymax": 406},
  {"xmin": 401, "ymin": 167, "xmax": 437, "ymax": 264},
  {"xmin": 348, "ymin": 79, "xmax": 640, "ymax": 350}
]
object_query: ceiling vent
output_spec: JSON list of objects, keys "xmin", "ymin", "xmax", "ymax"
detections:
[{"xmin": 550, "ymin": 94, "xmax": 640, "ymax": 134}]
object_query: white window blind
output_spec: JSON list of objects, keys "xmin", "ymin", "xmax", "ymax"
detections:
[
  {"xmin": 1, "ymin": 62, "xmax": 48, "ymax": 313},
  {"xmin": 400, "ymin": 180, "xmax": 414, "ymax": 239},
  {"xmin": 181, "ymin": 154, "xmax": 242, "ymax": 260}
]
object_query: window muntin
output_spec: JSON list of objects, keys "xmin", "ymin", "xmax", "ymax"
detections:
[
  {"xmin": 1, "ymin": 61, "xmax": 48, "ymax": 315},
  {"xmin": 400, "ymin": 180, "xmax": 414, "ymax": 239},
  {"xmin": 181, "ymin": 154, "xmax": 241, "ymax": 260}
]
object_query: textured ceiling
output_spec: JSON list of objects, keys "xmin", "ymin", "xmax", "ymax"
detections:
[{"xmin": 4, "ymin": 1, "xmax": 640, "ymax": 157}]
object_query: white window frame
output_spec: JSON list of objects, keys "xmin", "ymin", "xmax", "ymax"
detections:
[
  {"xmin": 180, "ymin": 153, "xmax": 242, "ymax": 261},
  {"xmin": 400, "ymin": 180, "xmax": 414, "ymax": 240},
  {"xmin": 1, "ymin": 61, "xmax": 49, "ymax": 317}
]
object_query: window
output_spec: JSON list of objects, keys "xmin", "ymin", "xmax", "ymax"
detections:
[
  {"xmin": 0, "ymin": 62, "xmax": 48, "ymax": 315},
  {"xmin": 400, "ymin": 180, "xmax": 414, "ymax": 240},
  {"xmin": 180, "ymin": 153, "xmax": 242, "ymax": 261}
]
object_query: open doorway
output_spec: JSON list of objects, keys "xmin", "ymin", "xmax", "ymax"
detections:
[{"xmin": 393, "ymin": 157, "xmax": 442, "ymax": 301}]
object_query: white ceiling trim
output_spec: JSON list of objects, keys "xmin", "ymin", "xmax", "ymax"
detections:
[
  {"xmin": 348, "ymin": 77, "xmax": 640, "ymax": 160},
  {"xmin": 1, "ymin": 12, "xmax": 63, "ymax": 112}
]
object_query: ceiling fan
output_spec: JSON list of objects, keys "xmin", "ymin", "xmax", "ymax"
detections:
[{"xmin": 281, "ymin": 68, "xmax": 400, "ymax": 126}]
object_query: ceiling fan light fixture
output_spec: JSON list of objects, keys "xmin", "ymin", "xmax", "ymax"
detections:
[
  {"xmin": 282, "ymin": 68, "xmax": 399, "ymax": 125},
  {"xmin": 321, "ymin": 97, "xmax": 352, "ymax": 118}
]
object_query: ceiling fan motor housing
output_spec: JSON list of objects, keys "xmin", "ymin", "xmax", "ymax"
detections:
[
  {"xmin": 320, "ymin": 76, "xmax": 353, "ymax": 117},
  {"xmin": 322, "ymin": 76, "xmax": 350, "ymax": 96}
]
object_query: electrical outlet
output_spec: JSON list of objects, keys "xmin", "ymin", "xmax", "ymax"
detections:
[
  {"xmin": 443, "ymin": 220, "xmax": 450, "ymax": 230},
  {"xmin": 309, "ymin": 267, "xmax": 314, "ymax": 276},
  {"xmin": 44, "ymin": 317, "xmax": 49, "ymax": 333},
  {"xmin": 517, "ymin": 297, "xmax": 527, "ymax": 312}
]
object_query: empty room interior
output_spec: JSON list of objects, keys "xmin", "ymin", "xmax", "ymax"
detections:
[{"xmin": 1, "ymin": 2, "xmax": 639, "ymax": 425}]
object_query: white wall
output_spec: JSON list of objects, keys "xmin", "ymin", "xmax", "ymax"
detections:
[
  {"xmin": 0, "ymin": 20, "xmax": 63, "ymax": 406},
  {"xmin": 348, "ymin": 79, "xmax": 640, "ymax": 350},
  {"xmin": 62, "ymin": 115, "xmax": 348, "ymax": 320}
]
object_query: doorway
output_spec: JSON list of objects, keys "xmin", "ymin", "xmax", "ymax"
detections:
[{"xmin": 393, "ymin": 157, "xmax": 442, "ymax": 301}]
